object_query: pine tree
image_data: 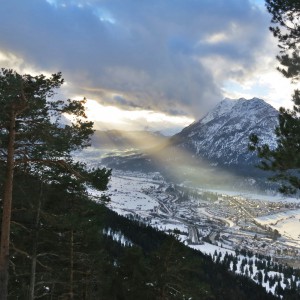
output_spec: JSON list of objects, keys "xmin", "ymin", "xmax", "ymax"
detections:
[
  {"xmin": 0, "ymin": 69, "xmax": 110, "ymax": 299},
  {"xmin": 266, "ymin": 0, "xmax": 300, "ymax": 82},
  {"xmin": 249, "ymin": 0, "xmax": 300, "ymax": 194},
  {"xmin": 257, "ymin": 271, "xmax": 263, "ymax": 285},
  {"xmin": 8, "ymin": 172, "xmax": 110, "ymax": 299}
]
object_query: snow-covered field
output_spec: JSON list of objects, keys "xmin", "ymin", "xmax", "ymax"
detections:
[
  {"xmin": 106, "ymin": 174, "xmax": 159, "ymax": 217},
  {"xmin": 256, "ymin": 209, "xmax": 300, "ymax": 244},
  {"xmin": 200, "ymin": 187, "xmax": 299, "ymax": 203},
  {"xmin": 191, "ymin": 242, "xmax": 235, "ymax": 256}
]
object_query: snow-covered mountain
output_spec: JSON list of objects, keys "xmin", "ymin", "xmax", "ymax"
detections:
[{"xmin": 171, "ymin": 97, "xmax": 278, "ymax": 167}]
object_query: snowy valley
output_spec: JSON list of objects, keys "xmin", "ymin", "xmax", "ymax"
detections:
[
  {"xmin": 77, "ymin": 97, "xmax": 300, "ymax": 297},
  {"xmin": 99, "ymin": 170, "xmax": 300, "ymax": 296}
]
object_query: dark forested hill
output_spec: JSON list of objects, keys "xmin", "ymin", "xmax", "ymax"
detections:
[{"xmin": 4, "ymin": 173, "xmax": 291, "ymax": 299}]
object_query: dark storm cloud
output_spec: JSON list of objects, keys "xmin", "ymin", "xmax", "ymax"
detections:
[{"xmin": 0, "ymin": 0, "xmax": 270, "ymax": 117}]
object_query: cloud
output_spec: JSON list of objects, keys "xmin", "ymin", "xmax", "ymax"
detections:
[
  {"xmin": 81, "ymin": 99, "xmax": 194, "ymax": 135},
  {"xmin": 0, "ymin": 0, "xmax": 274, "ymax": 120}
]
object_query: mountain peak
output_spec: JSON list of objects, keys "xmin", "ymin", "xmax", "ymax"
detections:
[
  {"xmin": 200, "ymin": 98, "xmax": 235, "ymax": 124},
  {"xmin": 174, "ymin": 97, "xmax": 278, "ymax": 167},
  {"xmin": 199, "ymin": 97, "xmax": 275, "ymax": 126}
]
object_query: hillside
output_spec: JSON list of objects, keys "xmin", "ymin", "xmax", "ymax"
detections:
[{"xmin": 8, "ymin": 173, "xmax": 281, "ymax": 299}]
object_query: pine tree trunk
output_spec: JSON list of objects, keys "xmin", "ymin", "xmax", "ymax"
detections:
[
  {"xmin": 0, "ymin": 110, "xmax": 16, "ymax": 300},
  {"xmin": 29, "ymin": 183, "xmax": 43, "ymax": 300},
  {"xmin": 29, "ymin": 253, "xmax": 37, "ymax": 300},
  {"xmin": 70, "ymin": 229, "xmax": 74, "ymax": 300}
]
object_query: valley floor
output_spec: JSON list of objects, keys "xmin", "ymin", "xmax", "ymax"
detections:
[
  {"xmin": 100, "ymin": 170, "xmax": 300, "ymax": 262},
  {"xmin": 86, "ymin": 168, "xmax": 300, "ymax": 296}
]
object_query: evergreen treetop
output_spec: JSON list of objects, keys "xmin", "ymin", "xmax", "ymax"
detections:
[
  {"xmin": 249, "ymin": 0, "xmax": 300, "ymax": 194},
  {"xmin": 0, "ymin": 69, "xmax": 111, "ymax": 299}
]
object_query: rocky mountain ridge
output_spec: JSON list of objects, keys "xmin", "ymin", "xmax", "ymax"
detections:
[{"xmin": 171, "ymin": 97, "xmax": 278, "ymax": 167}]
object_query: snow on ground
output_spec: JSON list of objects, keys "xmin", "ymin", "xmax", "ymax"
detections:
[
  {"xmin": 198, "ymin": 207, "xmax": 235, "ymax": 227},
  {"xmin": 202, "ymin": 188, "xmax": 299, "ymax": 203},
  {"xmin": 103, "ymin": 228, "xmax": 133, "ymax": 246},
  {"xmin": 191, "ymin": 243, "xmax": 290, "ymax": 296},
  {"xmin": 88, "ymin": 171, "xmax": 300, "ymax": 297},
  {"xmin": 86, "ymin": 170, "xmax": 300, "ymax": 298},
  {"xmin": 106, "ymin": 175, "xmax": 159, "ymax": 215},
  {"xmin": 150, "ymin": 218, "xmax": 188, "ymax": 234},
  {"xmin": 255, "ymin": 209, "xmax": 300, "ymax": 244},
  {"xmin": 191, "ymin": 242, "xmax": 235, "ymax": 257}
]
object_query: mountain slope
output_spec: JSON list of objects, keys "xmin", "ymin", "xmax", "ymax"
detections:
[
  {"xmin": 101, "ymin": 98, "xmax": 279, "ymax": 189},
  {"xmin": 171, "ymin": 97, "xmax": 278, "ymax": 167},
  {"xmin": 10, "ymin": 174, "xmax": 280, "ymax": 299}
]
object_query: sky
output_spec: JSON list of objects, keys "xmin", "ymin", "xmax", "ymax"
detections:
[{"xmin": 0, "ymin": 0, "xmax": 297, "ymax": 135}]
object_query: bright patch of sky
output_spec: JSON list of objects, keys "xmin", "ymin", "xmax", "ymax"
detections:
[
  {"xmin": 223, "ymin": 73, "xmax": 296, "ymax": 110},
  {"xmin": 83, "ymin": 99, "xmax": 193, "ymax": 135},
  {"xmin": 45, "ymin": 0, "xmax": 56, "ymax": 5},
  {"xmin": 93, "ymin": 8, "xmax": 116, "ymax": 24},
  {"xmin": 251, "ymin": 0, "xmax": 266, "ymax": 10}
]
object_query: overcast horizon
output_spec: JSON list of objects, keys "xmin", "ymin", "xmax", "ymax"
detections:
[{"xmin": 1, "ymin": 0, "xmax": 298, "ymax": 134}]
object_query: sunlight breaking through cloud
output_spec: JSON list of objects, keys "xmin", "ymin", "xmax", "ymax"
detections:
[{"xmin": 84, "ymin": 99, "xmax": 194, "ymax": 134}]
